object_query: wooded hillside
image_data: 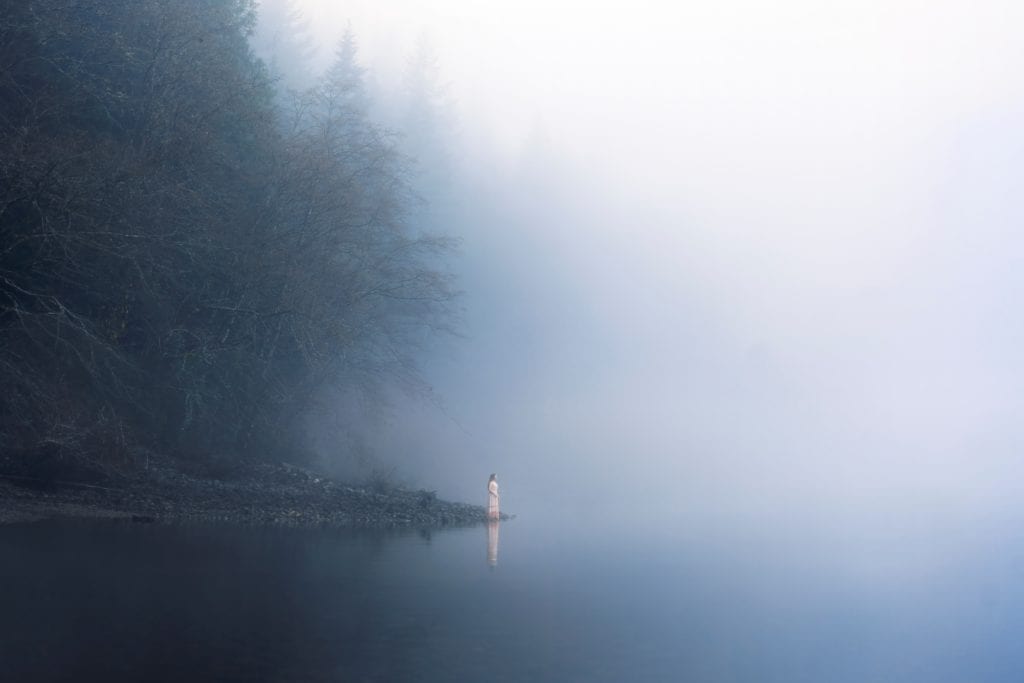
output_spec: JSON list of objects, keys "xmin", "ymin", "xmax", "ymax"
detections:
[{"xmin": 0, "ymin": 0, "xmax": 456, "ymax": 480}]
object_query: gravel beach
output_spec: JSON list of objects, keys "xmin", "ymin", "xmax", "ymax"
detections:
[{"xmin": 0, "ymin": 460, "xmax": 501, "ymax": 528}]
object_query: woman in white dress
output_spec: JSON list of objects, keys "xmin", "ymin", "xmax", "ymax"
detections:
[{"xmin": 487, "ymin": 474, "xmax": 500, "ymax": 520}]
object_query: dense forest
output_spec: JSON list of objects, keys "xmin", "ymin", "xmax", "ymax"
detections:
[{"xmin": 0, "ymin": 0, "xmax": 457, "ymax": 482}]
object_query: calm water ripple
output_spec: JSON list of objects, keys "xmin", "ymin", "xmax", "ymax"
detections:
[{"xmin": 2, "ymin": 515, "xmax": 1023, "ymax": 682}]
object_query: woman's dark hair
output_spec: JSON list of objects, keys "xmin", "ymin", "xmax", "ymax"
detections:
[{"xmin": 489, "ymin": 473, "xmax": 497, "ymax": 482}]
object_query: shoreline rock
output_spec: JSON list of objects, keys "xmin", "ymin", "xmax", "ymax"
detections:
[{"xmin": 0, "ymin": 461, "xmax": 508, "ymax": 528}]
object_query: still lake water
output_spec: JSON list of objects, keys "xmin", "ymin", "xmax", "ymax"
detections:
[{"xmin": 2, "ymin": 511, "xmax": 1024, "ymax": 681}]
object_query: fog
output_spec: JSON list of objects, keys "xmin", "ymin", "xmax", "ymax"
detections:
[{"xmin": 281, "ymin": 1, "xmax": 1024, "ymax": 524}]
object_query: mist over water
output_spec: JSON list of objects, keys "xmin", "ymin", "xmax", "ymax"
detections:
[
  {"xmin": 272, "ymin": 1, "xmax": 1024, "ymax": 530},
  {"xmin": 5, "ymin": 4, "xmax": 1023, "ymax": 680}
]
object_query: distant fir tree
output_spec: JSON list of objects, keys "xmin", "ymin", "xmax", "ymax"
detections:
[
  {"xmin": 397, "ymin": 34, "xmax": 458, "ymax": 199},
  {"xmin": 251, "ymin": 0, "xmax": 318, "ymax": 90}
]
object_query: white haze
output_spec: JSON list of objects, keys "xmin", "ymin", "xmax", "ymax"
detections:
[{"xmin": 285, "ymin": 1, "xmax": 1024, "ymax": 525}]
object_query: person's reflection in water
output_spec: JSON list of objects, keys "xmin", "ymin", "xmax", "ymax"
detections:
[{"xmin": 487, "ymin": 519, "xmax": 500, "ymax": 568}]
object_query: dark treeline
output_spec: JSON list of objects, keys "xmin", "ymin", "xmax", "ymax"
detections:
[{"xmin": 0, "ymin": 0, "xmax": 457, "ymax": 481}]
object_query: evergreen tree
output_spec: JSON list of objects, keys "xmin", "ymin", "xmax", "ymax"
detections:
[
  {"xmin": 250, "ymin": 0, "xmax": 317, "ymax": 89},
  {"xmin": 398, "ymin": 34, "xmax": 458, "ymax": 199}
]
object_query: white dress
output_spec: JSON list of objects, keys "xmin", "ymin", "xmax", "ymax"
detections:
[{"xmin": 488, "ymin": 480, "xmax": 500, "ymax": 519}]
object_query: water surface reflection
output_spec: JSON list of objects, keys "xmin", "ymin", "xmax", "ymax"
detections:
[
  {"xmin": 487, "ymin": 519, "xmax": 499, "ymax": 567},
  {"xmin": 2, "ymin": 515, "xmax": 1023, "ymax": 682}
]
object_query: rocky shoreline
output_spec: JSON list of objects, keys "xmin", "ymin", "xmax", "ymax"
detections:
[{"xmin": 0, "ymin": 460, "xmax": 501, "ymax": 528}]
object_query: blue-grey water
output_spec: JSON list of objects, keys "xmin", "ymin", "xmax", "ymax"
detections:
[{"xmin": 2, "ymin": 512, "xmax": 1024, "ymax": 682}]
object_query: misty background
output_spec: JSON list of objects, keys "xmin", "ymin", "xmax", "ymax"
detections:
[
  {"xmin": 6, "ymin": 5, "xmax": 1024, "ymax": 680},
  {"xmin": 253, "ymin": 1, "xmax": 1024, "ymax": 522}
]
